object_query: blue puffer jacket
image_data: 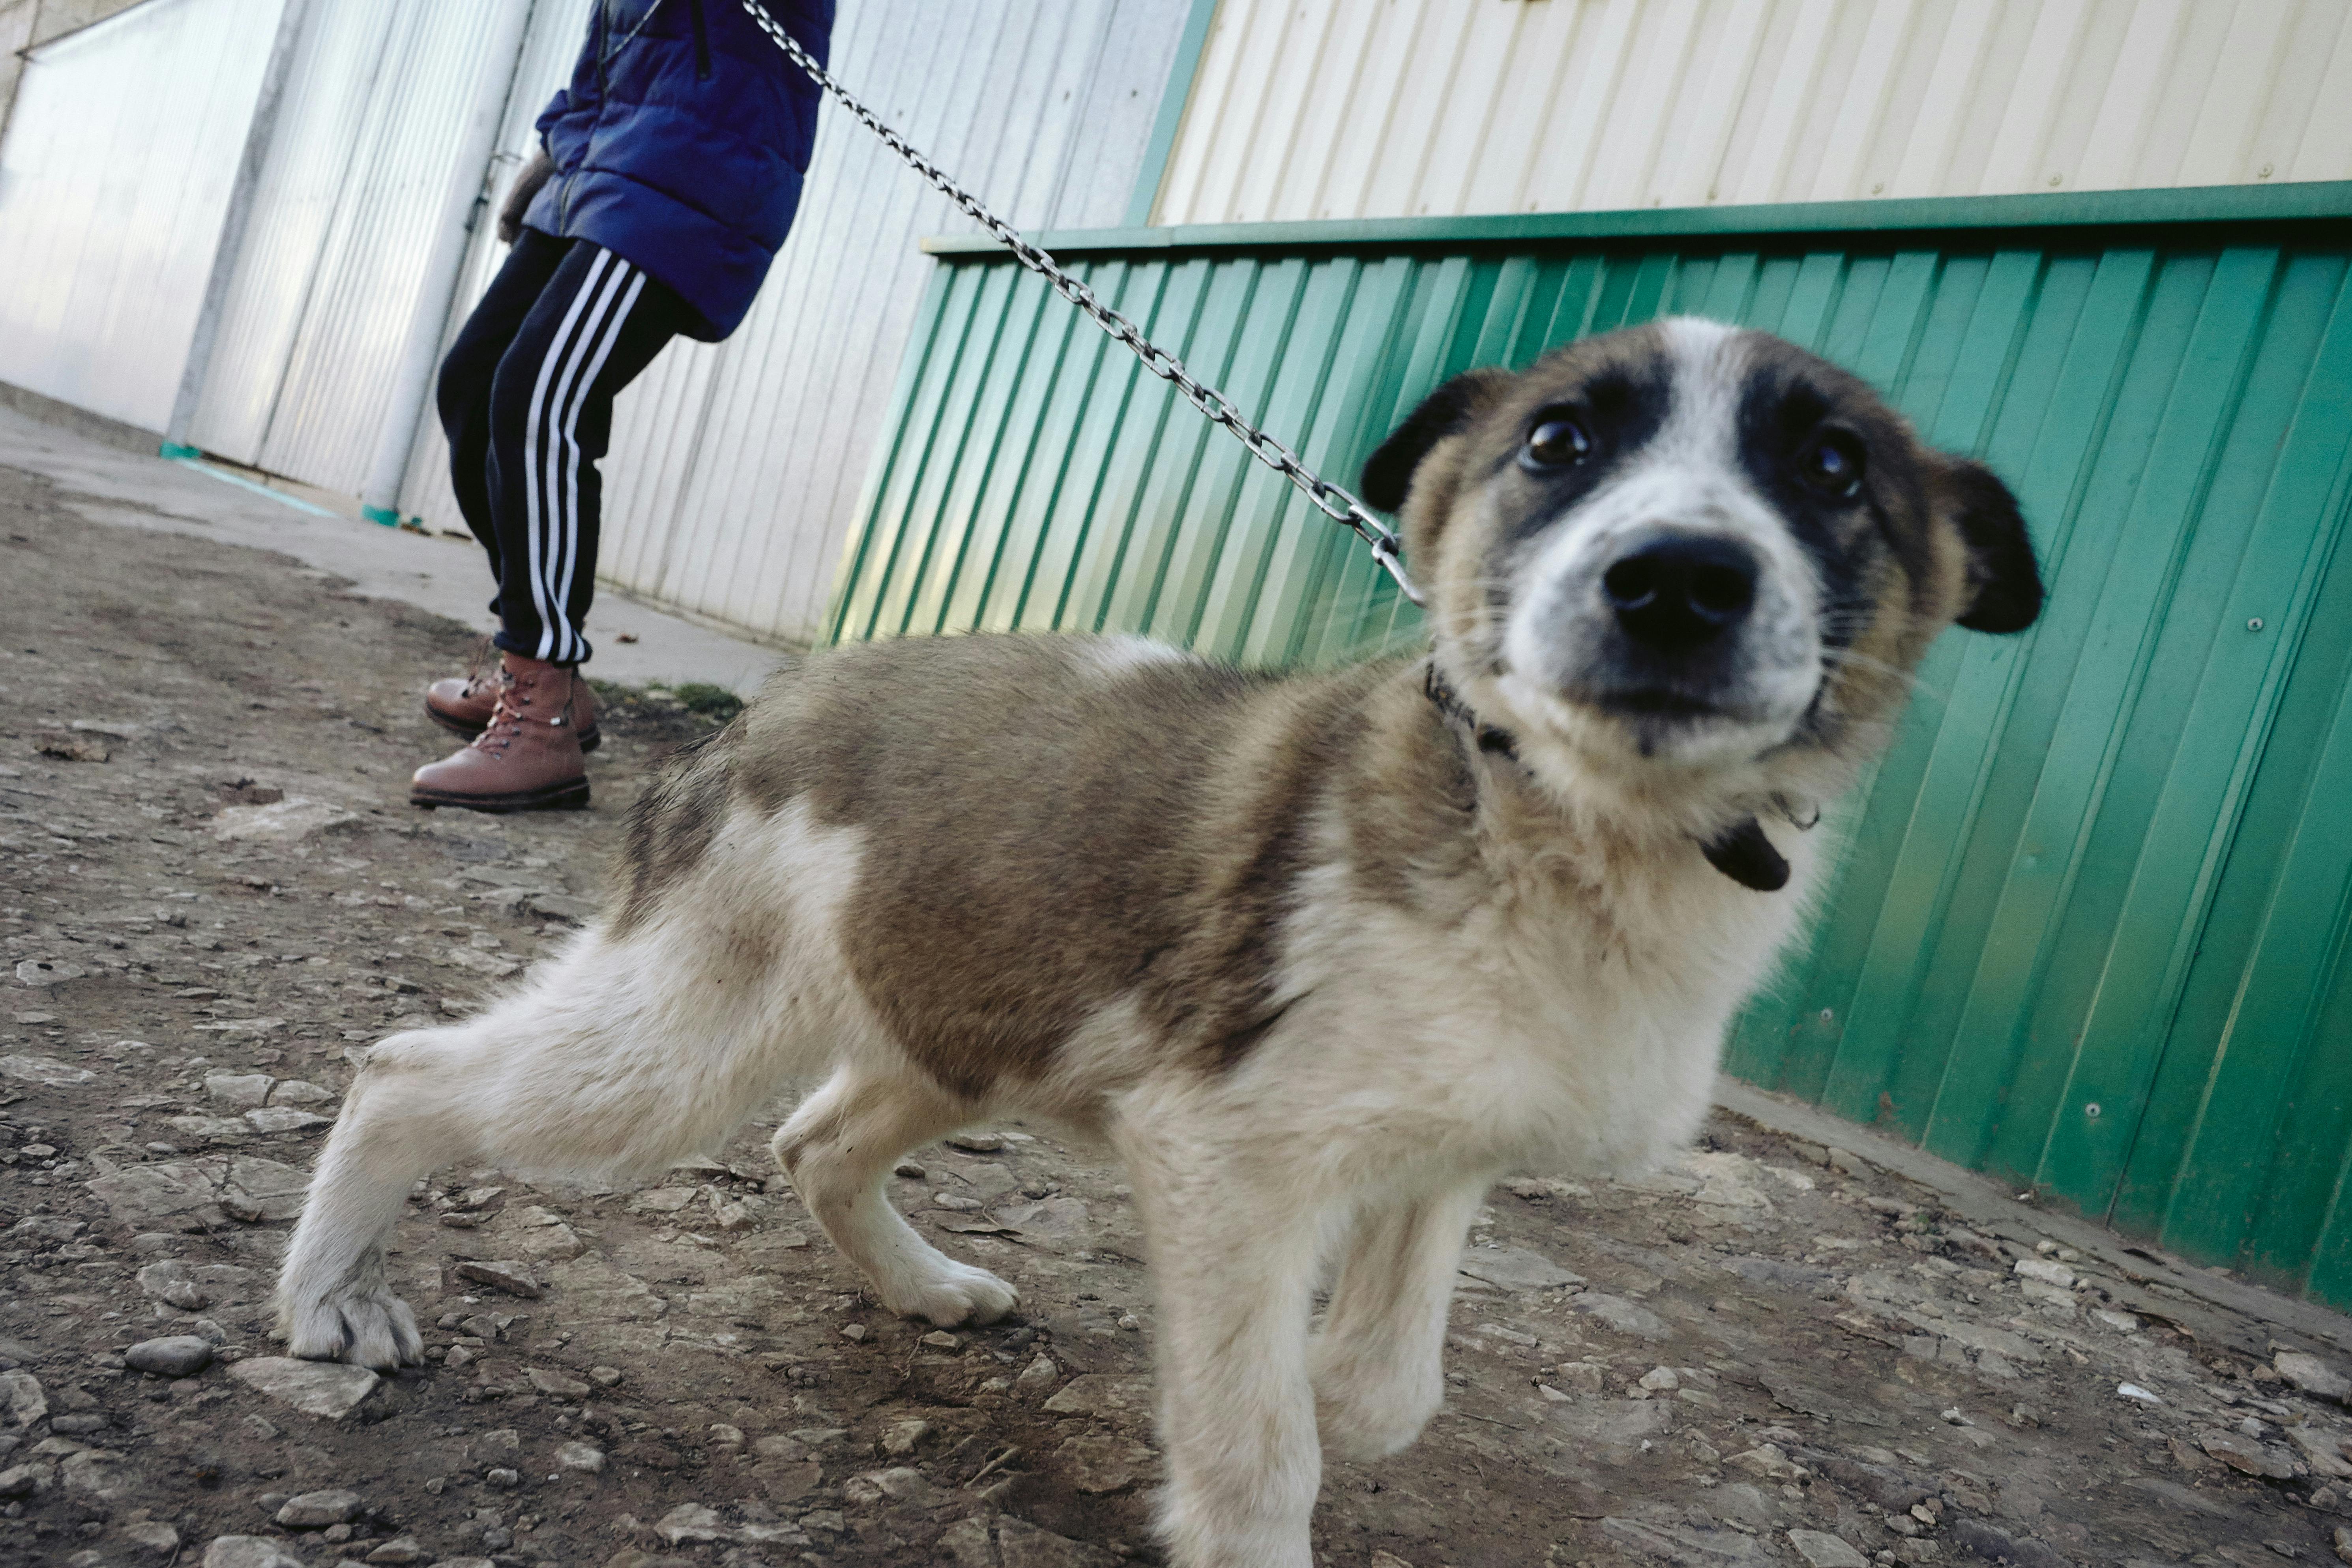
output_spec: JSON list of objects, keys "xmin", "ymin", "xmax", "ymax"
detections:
[{"xmin": 526, "ymin": 0, "xmax": 833, "ymax": 341}]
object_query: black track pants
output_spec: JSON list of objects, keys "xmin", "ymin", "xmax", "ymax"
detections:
[{"xmin": 436, "ymin": 230, "xmax": 693, "ymax": 665}]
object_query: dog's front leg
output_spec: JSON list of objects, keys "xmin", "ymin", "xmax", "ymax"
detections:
[
  {"xmin": 1308, "ymin": 1181, "xmax": 1486, "ymax": 1459},
  {"xmin": 1132, "ymin": 1162, "xmax": 1327, "ymax": 1568}
]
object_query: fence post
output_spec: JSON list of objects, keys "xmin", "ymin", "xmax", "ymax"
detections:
[
  {"xmin": 161, "ymin": 0, "xmax": 315, "ymax": 460},
  {"xmin": 357, "ymin": 0, "xmax": 534, "ymax": 527}
]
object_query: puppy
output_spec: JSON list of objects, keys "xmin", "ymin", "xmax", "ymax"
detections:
[{"xmin": 277, "ymin": 318, "xmax": 2041, "ymax": 1568}]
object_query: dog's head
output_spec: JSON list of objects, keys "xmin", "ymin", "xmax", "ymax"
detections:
[{"xmin": 1364, "ymin": 317, "xmax": 2041, "ymax": 825}]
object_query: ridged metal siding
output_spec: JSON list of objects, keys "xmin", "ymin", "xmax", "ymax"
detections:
[
  {"xmin": 832, "ymin": 188, "xmax": 2352, "ymax": 1304},
  {"xmin": 398, "ymin": 0, "xmax": 1193, "ymax": 649},
  {"xmin": 0, "ymin": 0, "xmax": 284, "ymax": 431},
  {"xmin": 186, "ymin": 1, "xmax": 529, "ymax": 493},
  {"xmin": 1153, "ymin": 0, "xmax": 2352, "ymax": 225}
]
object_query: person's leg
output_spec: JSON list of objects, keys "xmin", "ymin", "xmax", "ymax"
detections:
[
  {"xmin": 425, "ymin": 231, "xmax": 596, "ymax": 744},
  {"xmin": 412, "ymin": 243, "xmax": 686, "ymax": 812},
  {"xmin": 436, "ymin": 228, "xmax": 570, "ymax": 584},
  {"xmin": 483, "ymin": 243, "xmax": 689, "ymax": 666}
]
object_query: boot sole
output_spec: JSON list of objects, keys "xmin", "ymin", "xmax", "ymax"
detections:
[
  {"xmin": 411, "ymin": 777, "xmax": 591, "ymax": 814},
  {"xmin": 426, "ymin": 703, "xmax": 600, "ymax": 753}
]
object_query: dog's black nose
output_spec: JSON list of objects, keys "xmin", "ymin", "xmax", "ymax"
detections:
[{"xmin": 1602, "ymin": 533, "xmax": 1759, "ymax": 653}]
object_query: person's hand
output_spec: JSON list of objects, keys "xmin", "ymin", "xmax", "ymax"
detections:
[{"xmin": 498, "ymin": 149, "xmax": 555, "ymax": 245}]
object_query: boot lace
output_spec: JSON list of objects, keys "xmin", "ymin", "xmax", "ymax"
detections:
[{"xmin": 470, "ymin": 666, "xmax": 573, "ymax": 757}]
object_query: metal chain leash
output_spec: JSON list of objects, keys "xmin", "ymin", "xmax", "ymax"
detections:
[{"xmin": 737, "ymin": 0, "xmax": 1422, "ymax": 605}]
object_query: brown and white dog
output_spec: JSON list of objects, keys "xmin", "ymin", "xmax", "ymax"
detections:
[{"xmin": 277, "ymin": 318, "xmax": 2041, "ymax": 1567}]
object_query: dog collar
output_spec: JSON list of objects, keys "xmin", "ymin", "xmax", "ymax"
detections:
[
  {"xmin": 1421, "ymin": 660, "xmax": 1807, "ymax": 894},
  {"xmin": 1422, "ymin": 661, "xmax": 1519, "ymax": 759}
]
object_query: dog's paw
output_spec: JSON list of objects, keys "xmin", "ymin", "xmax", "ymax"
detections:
[
  {"xmin": 280, "ymin": 1283, "xmax": 423, "ymax": 1370},
  {"xmin": 881, "ymin": 1260, "xmax": 1019, "ymax": 1327}
]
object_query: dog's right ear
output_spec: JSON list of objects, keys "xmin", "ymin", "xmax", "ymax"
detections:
[{"xmin": 1360, "ymin": 369, "xmax": 1511, "ymax": 513}]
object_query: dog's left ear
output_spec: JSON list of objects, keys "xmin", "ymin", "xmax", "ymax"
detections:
[
  {"xmin": 1940, "ymin": 457, "xmax": 2043, "ymax": 634},
  {"xmin": 1361, "ymin": 369, "xmax": 1511, "ymax": 514}
]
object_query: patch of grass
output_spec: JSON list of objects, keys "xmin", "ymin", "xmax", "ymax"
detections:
[{"xmin": 667, "ymin": 682, "xmax": 745, "ymax": 722}]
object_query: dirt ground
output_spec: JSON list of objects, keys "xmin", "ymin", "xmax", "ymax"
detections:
[{"xmin": 3, "ymin": 454, "xmax": 2349, "ymax": 1568}]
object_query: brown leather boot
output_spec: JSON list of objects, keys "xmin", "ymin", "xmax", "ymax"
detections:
[
  {"xmin": 427, "ymin": 645, "xmax": 599, "ymax": 750},
  {"xmin": 411, "ymin": 655, "xmax": 590, "ymax": 813}
]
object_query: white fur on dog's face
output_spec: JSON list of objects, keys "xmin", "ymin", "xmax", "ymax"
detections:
[
  {"xmin": 1497, "ymin": 320, "xmax": 1824, "ymax": 769},
  {"xmin": 1368, "ymin": 315, "xmax": 2036, "ymax": 822}
]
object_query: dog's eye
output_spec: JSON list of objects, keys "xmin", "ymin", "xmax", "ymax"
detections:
[
  {"xmin": 1521, "ymin": 410, "xmax": 1593, "ymax": 471},
  {"xmin": 1796, "ymin": 433, "xmax": 1866, "ymax": 498}
]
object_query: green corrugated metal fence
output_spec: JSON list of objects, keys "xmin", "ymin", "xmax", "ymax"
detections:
[{"xmin": 828, "ymin": 185, "xmax": 2352, "ymax": 1308}]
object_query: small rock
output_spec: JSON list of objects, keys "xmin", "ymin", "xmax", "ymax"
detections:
[
  {"xmin": 228, "ymin": 1357, "xmax": 379, "ymax": 1419},
  {"xmin": 1, "ymin": 1370, "xmax": 47, "ymax": 1427},
  {"xmin": 60, "ymin": 1447, "xmax": 133, "ymax": 1499},
  {"xmin": 266, "ymin": 1079, "xmax": 333, "ymax": 1106},
  {"xmin": 212, "ymin": 798, "xmax": 357, "ymax": 841},
  {"xmin": 919, "ymin": 1331, "xmax": 961, "ymax": 1352},
  {"xmin": 1572, "ymin": 1293, "xmax": 1669, "ymax": 1339},
  {"xmin": 840, "ymin": 1323, "xmax": 869, "ymax": 1343},
  {"xmin": 1458, "ymin": 1245, "xmax": 1584, "ymax": 1292},
  {"xmin": 125, "ymin": 1336, "xmax": 213, "ymax": 1378},
  {"xmin": 2333, "ymin": 1526, "xmax": 2352, "ymax": 1566},
  {"xmin": 1015, "ymin": 1354, "xmax": 1062, "ymax": 1394},
  {"xmin": 0, "ymin": 1053, "xmax": 93, "ymax": 1085},
  {"xmin": 275, "ymin": 1488, "xmax": 361, "ymax": 1527},
  {"xmin": 2198, "ymin": 1428, "xmax": 2297, "ymax": 1479},
  {"xmin": 843, "ymin": 1466, "xmax": 944, "ymax": 1508},
  {"xmin": 590, "ymin": 1365, "xmax": 624, "ymax": 1387},
  {"xmin": 519, "ymin": 1222, "xmax": 586, "ymax": 1260},
  {"xmin": 655, "ymin": 1503, "xmax": 729, "ymax": 1545},
  {"xmin": 556, "ymin": 1440, "xmax": 605, "ymax": 1474},
  {"xmin": 202, "ymin": 1538, "xmax": 306, "ymax": 1568},
  {"xmin": 995, "ymin": 1516, "xmax": 1118, "ymax": 1567},
  {"xmin": 945, "ymin": 1131, "xmax": 1005, "ymax": 1153},
  {"xmin": 0, "ymin": 1461, "xmax": 49, "ymax": 1498},
  {"xmin": 122, "ymin": 1519, "xmax": 179, "ymax": 1555},
  {"xmin": 1042, "ymin": 1374, "xmax": 1154, "ymax": 1418},
  {"xmin": 1726, "ymin": 1444, "xmax": 1808, "ymax": 1481},
  {"xmin": 2289, "ymin": 1424, "xmax": 2352, "ymax": 1479},
  {"xmin": 203, "ymin": 1073, "xmax": 275, "ymax": 1108},
  {"xmin": 2116, "ymin": 1383, "xmax": 2162, "ymax": 1406},
  {"xmin": 1054, "ymin": 1429, "xmax": 1157, "ymax": 1493},
  {"xmin": 1639, "ymin": 1366, "xmax": 1681, "ymax": 1392},
  {"xmin": 485, "ymin": 1466, "xmax": 520, "ymax": 1488},
  {"xmin": 1788, "ymin": 1531, "xmax": 1871, "ymax": 1568},
  {"xmin": 244, "ymin": 1106, "xmax": 329, "ymax": 1134},
  {"xmin": 893, "ymin": 1160, "xmax": 927, "ymax": 1179},
  {"xmin": 363, "ymin": 1538, "xmax": 425, "ymax": 1563},
  {"xmin": 878, "ymin": 1418, "xmax": 931, "ymax": 1456},
  {"xmin": 2012, "ymin": 1257, "xmax": 2075, "ymax": 1289},
  {"xmin": 452, "ymin": 1259, "xmax": 541, "ymax": 1298},
  {"xmin": 13, "ymin": 958, "xmax": 87, "ymax": 987},
  {"xmin": 526, "ymin": 1367, "xmax": 590, "ymax": 1398},
  {"xmin": 2279, "ymin": 1351, "xmax": 2352, "ymax": 1403}
]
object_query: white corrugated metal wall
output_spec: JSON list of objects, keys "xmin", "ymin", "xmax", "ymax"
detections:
[
  {"xmin": 1153, "ymin": 0, "xmax": 2352, "ymax": 225},
  {"xmin": 399, "ymin": 0, "xmax": 1193, "ymax": 649},
  {"xmin": 0, "ymin": 0, "xmax": 284, "ymax": 431},
  {"xmin": 187, "ymin": 1, "xmax": 530, "ymax": 494}
]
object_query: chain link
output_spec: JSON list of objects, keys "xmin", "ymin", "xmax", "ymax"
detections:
[{"xmin": 738, "ymin": 1, "xmax": 1422, "ymax": 605}]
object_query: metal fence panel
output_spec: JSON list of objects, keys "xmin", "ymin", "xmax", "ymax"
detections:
[
  {"xmin": 246, "ymin": 2, "xmax": 528, "ymax": 495},
  {"xmin": 830, "ymin": 185, "xmax": 2352, "ymax": 1305},
  {"xmin": 0, "ymin": 0, "xmax": 283, "ymax": 431},
  {"xmin": 1152, "ymin": 0, "xmax": 2352, "ymax": 225}
]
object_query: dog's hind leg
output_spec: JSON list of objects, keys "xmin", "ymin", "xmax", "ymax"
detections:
[
  {"xmin": 1307, "ymin": 1181, "xmax": 1485, "ymax": 1459},
  {"xmin": 772, "ymin": 1066, "xmax": 1017, "ymax": 1326},
  {"xmin": 278, "ymin": 931, "xmax": 801, "ymax": 1368}
]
